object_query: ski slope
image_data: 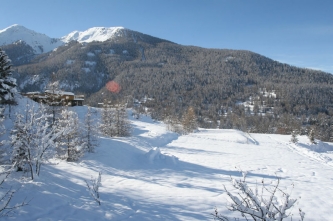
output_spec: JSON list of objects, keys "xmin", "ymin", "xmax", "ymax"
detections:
[{"xmin": 2, "ymin": 104, "xmax": 333, "ymax": 221}]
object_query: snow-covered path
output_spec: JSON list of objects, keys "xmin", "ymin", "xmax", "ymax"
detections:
[{"xmin": 4, "ymin": 107, "xmax": 333, "ymax": 220}]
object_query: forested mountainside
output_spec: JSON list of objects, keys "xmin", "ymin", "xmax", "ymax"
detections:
[{"xmin": 8, "ymin": 28, "xmax": 333, "ymax": 140}]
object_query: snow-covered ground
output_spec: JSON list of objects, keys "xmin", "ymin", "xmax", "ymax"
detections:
[{"xmin": 2, "ymin": 101, "xmax": 333, "ymax": 220}]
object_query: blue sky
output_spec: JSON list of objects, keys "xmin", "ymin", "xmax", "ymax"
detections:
[{"xmin": 1, "ymin": 0, "xmax": 332, "ymax": 73}]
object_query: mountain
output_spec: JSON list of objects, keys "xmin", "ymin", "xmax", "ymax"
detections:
[
  {"xmin": 0, "ymin": 25, "xmax": 170, "ymax": 65},
  {"xmin": 61, "ymin": 26, "xmax": 125, "ymax": 43},
  {"xmin": 0, "ymin": 24, "xmax": 63, "ymax": 54},
  {"xmin": 3, "ymin": 25, "xmax": 333, "ymax": 140}
]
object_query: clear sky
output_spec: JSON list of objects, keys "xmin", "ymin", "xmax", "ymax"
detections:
[{"xmin": 1, "ymin": 0, "xmax": 332, "ymax": 73}]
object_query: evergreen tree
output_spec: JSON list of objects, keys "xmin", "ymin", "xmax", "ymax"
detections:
[{"xmin": 0, "ymin": 48, "xmax": 16, "ymax": 104}]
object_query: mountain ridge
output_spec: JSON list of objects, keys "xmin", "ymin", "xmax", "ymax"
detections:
[{"xmin": 3, "ymin": 24, "xmax": 333, "ymax": 140}]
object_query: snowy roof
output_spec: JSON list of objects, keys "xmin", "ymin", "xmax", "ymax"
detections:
[{"xmin": 45, "ymin": 90, "xmax": 74, "ymax": 96}]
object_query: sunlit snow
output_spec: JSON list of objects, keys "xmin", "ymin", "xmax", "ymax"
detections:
[{"xmin": 1, "ymin": 97, "xmax": 333, "ymax": 220}]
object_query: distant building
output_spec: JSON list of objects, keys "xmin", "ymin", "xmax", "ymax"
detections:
[{"xmin": 23, "ymin": 90, "xmax": 84, "ymax": 106}]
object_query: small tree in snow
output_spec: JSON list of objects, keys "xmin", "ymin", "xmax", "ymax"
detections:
[
  {"xmin": 0, "ymin": 48, "xmax": 17, "ymax": 104},
  {"xmin": 182, "ymin": 106, "xmax": 198, "ymax": 134},
  {"xmin": 11, "ymin": 103, "xmax": 59, "ymax": 179},
  {"xmin": 100, "ymin": 101, "xmax": 131, "ymax": 137},
  {"xmin": 100, "ymin": 101, "xmax": 114, "ymax": 136},
  {"xmin": 0, "ymin": 169, "xmax": 28, "ymax": 217},
  {"xmin": 83, "ymin": 107, "xmax": 99, "ymax": 153},
  {"xmin": 85, "ymin": 172, "xmax": 102, "ymax": 206},
  {"xmin": 45, "ymin": 80, "xmax": 64, "ymax": 125},
  {"xmin": 55, "ymin": 108, "xmax": 83, "ymax": 161},
  {"xmin": 214, "ymin": 172, "xmax": 304, "ymax": 221},
  {"xmin": 113, "ymin": 102, "xmax": 131, "ymax": 137},
  {"xmin": 290, "ymin": 130, "xmax": 298, "ymax": 144},
  {"xmin": 308, "ymin": 129, "xmax": 316, "ymax": 144}
]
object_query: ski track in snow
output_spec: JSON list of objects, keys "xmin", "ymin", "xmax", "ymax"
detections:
[{"xmin": 2, "ymin": 104, "xmax": 333, "ymax": 220}]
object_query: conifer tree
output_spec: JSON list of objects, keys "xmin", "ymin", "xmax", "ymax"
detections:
[{"xmin": 0, "ymin": 48, "xmax": 17, "ymax": 104}]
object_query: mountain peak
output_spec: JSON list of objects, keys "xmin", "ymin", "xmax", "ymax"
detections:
[
  {"xmin": 0, "ymin": 24, "xmax": 63, "ymax": 54},
  {"xmin": 61, "ymin": 26, "xmax": 126, "ymax": 43}
]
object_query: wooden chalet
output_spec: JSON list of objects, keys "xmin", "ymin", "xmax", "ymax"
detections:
[{"xmin": 23, "ymin": 90, "xmax": 84, "ymax": 106}]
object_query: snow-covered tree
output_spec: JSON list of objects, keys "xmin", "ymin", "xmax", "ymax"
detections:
[
  {"xmin": 113, "ymin": 103, "xmax": 131, "ymax": 137},
  {"xmin": 182, "ymin": 106, "xmax": 197, "ymax": 134},
  {"xmin": 100, "ymin": 101, "xmax": 114, "ymax": 137},
  {"xmin": 100, "ymin": 101, "xmax": 130, "ymax": 137},
  {"xmin": 214, "ymin": 172, "xmax": 304, "ymax": 221},
  {"xmin": 0, "ymin": 48, "xmax": 17, "ymax": 104},
  {"xmin": 55, "ymin": 108, "xmax": 83, "ymax": 161},
  {"xmin": 290, "ymin": 130, "xmax": 298, "ymax": 143},
  {"xmin": 11, "ymin": 103, "xmax": 59, "ymax": 179},
  {"xmin": 83, "ymin": 107, "xmax": 99, "ymax": 153}
]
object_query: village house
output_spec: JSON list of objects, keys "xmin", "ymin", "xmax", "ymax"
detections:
[{"xmin": 23, "ymin": 90, "xmax": 84, "ymax": 106}]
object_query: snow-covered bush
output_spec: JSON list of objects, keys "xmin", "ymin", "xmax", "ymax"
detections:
[
  {"xmin": 0, "ymin": 169, "xmax": 28, "ymax": 217},
  {"xmin": 85, "ymin": 172, "xmax": 102, "ymax": 206},
  {"xmin": 214, "ymin": 172, "xmax": 304, "ymax": 221},
  {"xmin": 290, "ymin": 130, "xmax": 298, "ymax": 143}
]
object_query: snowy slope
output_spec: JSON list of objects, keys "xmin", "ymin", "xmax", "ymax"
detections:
[
  {"xmin": 61, "ymin": 27, "xmax": 125, "ymax": 43},
  {"xmin": 2, "ymin": 99, "xmax": 333, "ymax": 220},
  {"xmin": 0, "ymin": 24, "xmax": 63, "ymax": 54}
]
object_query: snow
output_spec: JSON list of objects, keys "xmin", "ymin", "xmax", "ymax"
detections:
[
  {"xmin": 1, "ymin": 98, "xmax": 333, "ymax": 220},
  {"xmin": 61, "ymin": 27, "xmax": 125, "ymax": 43},
  {"xmin": 85, "ymin": 61, "xmax": 96, "ymax": 66},
  {"xmin": 66, "ymin": 60, "xmax": 75, "ymax": 65},
  {"xmin": 0, "ymin": 25, "xmax": 126, "ymax": 54},
  {"xmin": 82, "ymin": 68, "xmax": 91, "ymax": 73}
]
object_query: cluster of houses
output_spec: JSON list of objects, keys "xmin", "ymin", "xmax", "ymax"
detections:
[{"xmin": 23, "ymin": 90, "xmax": 84, "ymax": 106}]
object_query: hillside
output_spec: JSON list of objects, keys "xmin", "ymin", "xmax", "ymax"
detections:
[
  {"xmin": 3, "ymin": 25, "xmax": 333, "ymax": 140},
  {"xmin": 2, "ymin": 97, "xmax": 333, "ymax": 220}
]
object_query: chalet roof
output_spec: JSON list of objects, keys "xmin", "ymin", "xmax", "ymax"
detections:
[{"xmin": 45, "ymin": 90, "xmax": 75, "ymax": 96}]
